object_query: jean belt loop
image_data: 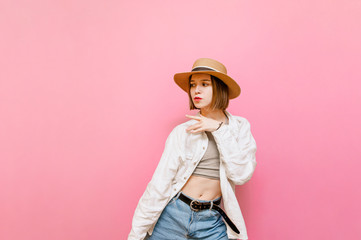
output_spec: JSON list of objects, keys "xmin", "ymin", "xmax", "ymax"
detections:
[
  {"xmin": 175, "ymin": 191, "xmax": 182, "ymax": 200},
  {"xmin": 209, "ymin": 200, "xmax": 213, "ymax": 211}
]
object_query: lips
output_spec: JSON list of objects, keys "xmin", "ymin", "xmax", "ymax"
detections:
[{"xmin": 194, "ymin": 97, "xmax": 202, "ymax": 101}]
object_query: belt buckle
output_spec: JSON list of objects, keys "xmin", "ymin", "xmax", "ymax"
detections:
[{"xmin": 190, "ymin": 200, "xmax": 201, "ymax": 211}]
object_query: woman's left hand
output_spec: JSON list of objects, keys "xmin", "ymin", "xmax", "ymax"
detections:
[{"xmin": 185, "ymin": 114, "xmax": 222, "ymax": 133}]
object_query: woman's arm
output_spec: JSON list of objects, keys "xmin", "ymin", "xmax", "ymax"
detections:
[
  {"xmin": 128, "ymin": 126, "xmax": 183, "ymax": 240},
  {"xmin": 211, "ymin": 117, "xmax": 257, "ymax": 185}
]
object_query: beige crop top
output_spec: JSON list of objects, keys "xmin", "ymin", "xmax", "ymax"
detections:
[{"xmin": 192, "ymin": 131, "xmax": 220, "ymax": 180}]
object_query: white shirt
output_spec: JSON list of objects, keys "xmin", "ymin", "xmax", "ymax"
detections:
[{"xmin": 128, "ymin": 110, "xmax": 257, "ymax": 240}]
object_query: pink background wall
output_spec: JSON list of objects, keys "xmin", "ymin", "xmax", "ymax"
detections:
[{"xmin": 1, "ymin": 0, "xmax": 360, "ymax": 239}]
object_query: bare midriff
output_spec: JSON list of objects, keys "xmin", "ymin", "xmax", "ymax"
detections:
[{"xmin": 180, "ymin": 175, "xmax": 222, "ymax": 201}]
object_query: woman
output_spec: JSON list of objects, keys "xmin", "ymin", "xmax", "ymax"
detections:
[{"xmin": 128, "ymin": 58, "xmax": 257, "ymax": 240}]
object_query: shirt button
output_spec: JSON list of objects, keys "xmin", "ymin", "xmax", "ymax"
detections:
[
  {"xmin": 174, "ymin": 188, "xmax": 177, "ymax": 191},
  {"xmin": 193, "ymin": 162, "xmax": 196, "ymax": 165},
  {"xmin": 203, "ymin": 146, "xmax": 205, "ymax": 150},
  {"xmin": 184, "ymin": 176, "xmax": 187, "ymax": 180}
]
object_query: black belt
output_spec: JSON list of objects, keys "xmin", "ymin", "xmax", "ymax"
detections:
[{"xmin": 178, "ymin": 192, "xmax": 240, "ymax": 234}]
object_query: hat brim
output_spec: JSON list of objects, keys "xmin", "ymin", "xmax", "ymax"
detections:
[{"xmin": 174, "ymin": 71, "xmax": 241, "ymax": 99}]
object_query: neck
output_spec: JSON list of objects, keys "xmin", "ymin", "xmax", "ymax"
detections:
[{"xmin": 200, "ymin": 108, "xmax": 228, "ymax": 122}]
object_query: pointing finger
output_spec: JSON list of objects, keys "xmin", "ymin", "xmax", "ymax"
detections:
[{"xmin": 185, "ymin": 115, "xmax": 202, "ymax": 121}]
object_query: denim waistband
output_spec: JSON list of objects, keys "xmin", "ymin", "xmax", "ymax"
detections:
[{"xmin": 174, "ymin": 191, "xmax": 222, "ymax": 203}]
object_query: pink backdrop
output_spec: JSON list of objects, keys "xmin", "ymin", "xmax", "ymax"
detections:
[{"xmin": 1, "ymin": 0, "xmax": 360, "ymax": 239}]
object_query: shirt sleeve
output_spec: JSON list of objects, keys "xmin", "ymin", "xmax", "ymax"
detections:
[
  {"xmin": 211, "ymin": 117, "xmax": 257, "ymax": 185},
  {"xmin": 128, "ymin": 126, "xmax": 183, "ymax": 240}
]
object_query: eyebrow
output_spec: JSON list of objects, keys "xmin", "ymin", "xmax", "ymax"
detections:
[{"xmin": 190, "ymin": 79, "xmax": 211, "ymax": 83}]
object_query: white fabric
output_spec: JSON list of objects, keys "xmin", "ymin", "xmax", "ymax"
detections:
[{"xmin": 128, "ymin": 110, "xmax": 257, "ymax": 240}]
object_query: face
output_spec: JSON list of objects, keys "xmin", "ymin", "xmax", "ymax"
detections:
[{"xmin": 189, "ymin": 73, "xmax": 213, "ymax": 110}]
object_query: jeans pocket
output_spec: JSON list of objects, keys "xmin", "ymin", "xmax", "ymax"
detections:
[
  {"xmin": 197, "ymin": 209, "xmax": 219, "ymax": 221},
  {"xmin": 209, "ymin": 209, "xmax": 222, "ymax": 218}
]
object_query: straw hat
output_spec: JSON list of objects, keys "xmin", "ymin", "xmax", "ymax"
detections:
[{"xmin": 173, "ymin": 58, "xmax": 241, "ymax": 99}]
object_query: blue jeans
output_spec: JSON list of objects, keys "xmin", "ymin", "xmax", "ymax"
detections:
[{"xmin": 144, "ymin": 191, "xmax": 236, "ymax": 240}]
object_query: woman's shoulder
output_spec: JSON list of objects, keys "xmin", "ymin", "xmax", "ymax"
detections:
[
  {"xmin": 232, "ymin": 115, "xmax": 251, "ymax": 126},
  {"xmin": 227, "ymin": 112, "xmax": 252, "ymax": 127}
]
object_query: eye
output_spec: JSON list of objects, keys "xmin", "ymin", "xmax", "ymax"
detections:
[
  {"xmin": 202, "ymin": 83, "xmax": 209, "ymax": 87},
  {"xmin": 190, "ymin": 83, "xmax": 195, "ymax": 87}
]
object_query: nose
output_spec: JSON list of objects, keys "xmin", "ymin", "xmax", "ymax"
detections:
[{"xmin": 195, "ymin": 84, "xmax": 201, "ymax": 94}]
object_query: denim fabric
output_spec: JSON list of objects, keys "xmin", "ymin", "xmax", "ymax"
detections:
[{"xmin": 144, "ymin": 191, "xmax": 236, "ymax": 240}]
